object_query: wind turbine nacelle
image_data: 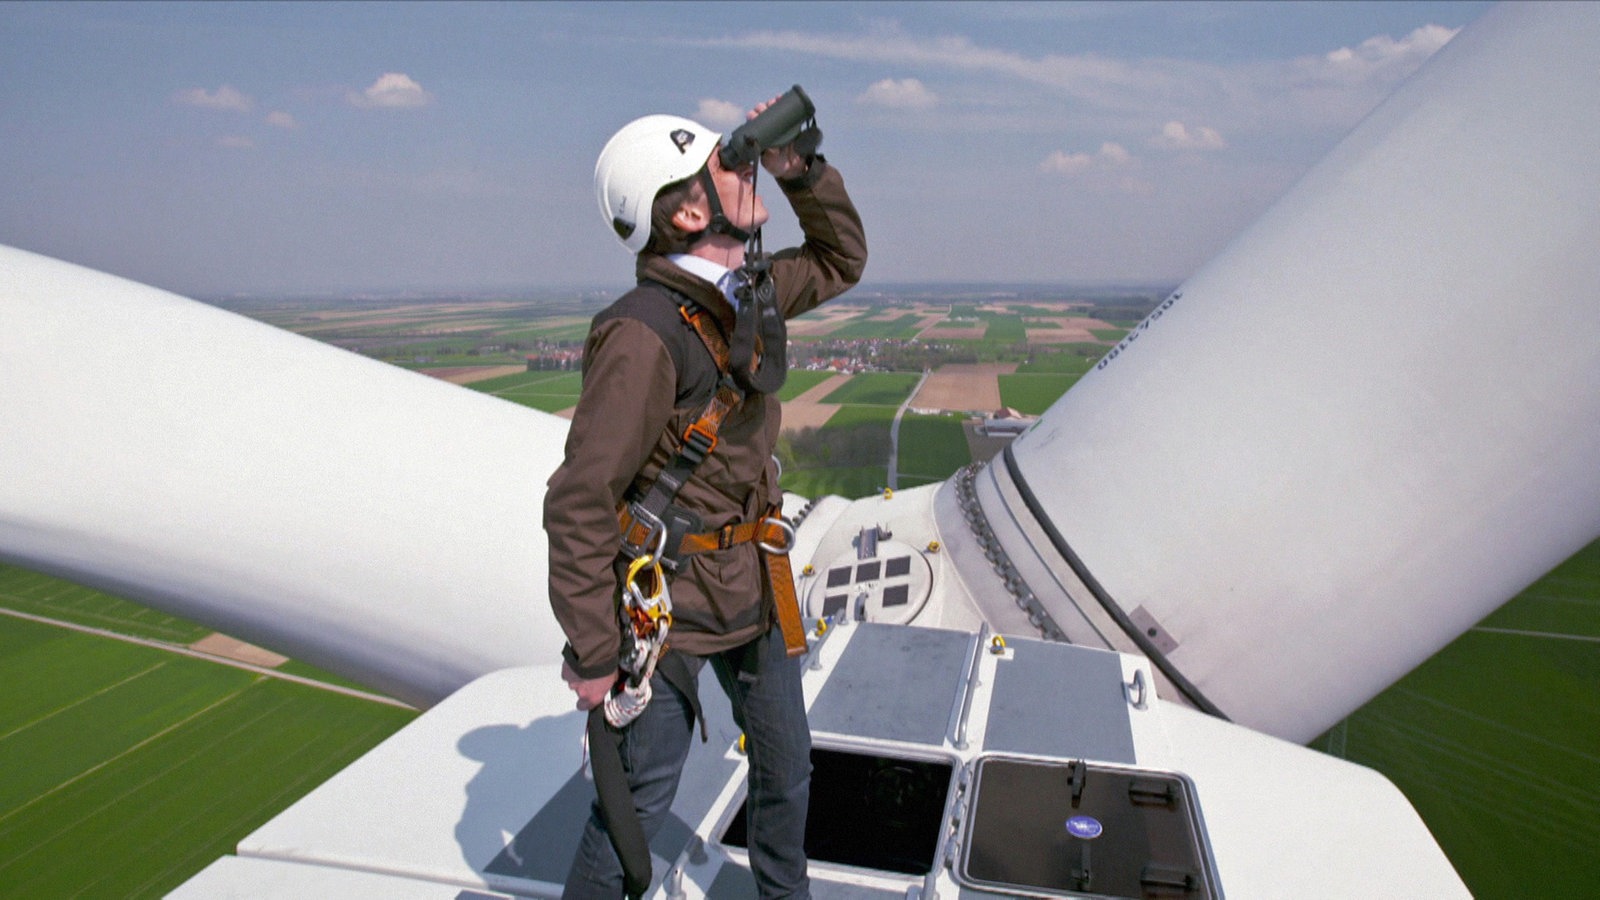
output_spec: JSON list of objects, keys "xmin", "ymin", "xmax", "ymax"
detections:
[{"xmin": 814, "ymin": 1, "xmax": 1600, "ymax": 744}]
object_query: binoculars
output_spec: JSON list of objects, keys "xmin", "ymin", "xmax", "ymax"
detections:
[{"xmin": 719, "ymin": 85, "xmax": 817, "ymax": 170}]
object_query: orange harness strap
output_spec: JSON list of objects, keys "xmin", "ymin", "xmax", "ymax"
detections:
[
  {"xmin": 675, "ymin": 304, "xmax": 746, "ymax": 456},
  {"xmin": 763, "ymin": 546, "xmax": 808, "ymax": 657},
  {"xmin": 621, "ymin": 503, "xmax": 807, "ymax": 658}
]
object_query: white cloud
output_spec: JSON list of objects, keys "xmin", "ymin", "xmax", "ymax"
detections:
[
  {"xmin": 857, "ymin": 78, "xmax": 938, "ymax": 110},
  {"xmin": 695, "ymin": 22, "xmax": 1460, "ymax": 136},
  {"xmin": 216, "ymin": 135, "xmax": 254, "ymax": 150},
  {"xmin": 1324, "ymin": 24, "xmax": 1458, "ymax": 73},
  {"xmin": 695, "ymin": 99, "xmax": 744, "ymax": 129},
  {"xmin": 348, "ymin": 72, "xmax": 433, "ymax": 109},
  {"xmin": 1098, "ymin": 142, "xmax": 1131, "ymax": 166},
  {"xmin": 1269, "ymin": 24, "xmax": 1460, "ymax": 128},
  {"xmin": 265, "ymin": 110, "xmax": 299, "ymax": 130},
  {"xmin": 1041, "ymin": 142, "xmax": 1131, "ymax": 175},
  {"xmin": 1040, "ymin": 150, "xmax": 1093, "ymax": 175},
  {"xmin": 697, "ymin": 28, "xmax": 1189, "ymax": 117},
  {"xmin": 1152, "ymin": 121, "xmax": 1225, "ymax": 151},
  {"xmin": 175, "ymin": 85, "xmax": 253, "ymax": 112}
]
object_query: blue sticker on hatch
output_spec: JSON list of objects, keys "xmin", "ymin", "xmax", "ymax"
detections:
[{"xmin": 1065, "ymin": 815, "xmax": 1103, "ymax": 840}]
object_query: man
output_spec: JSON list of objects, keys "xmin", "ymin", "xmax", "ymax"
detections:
[{"xmin": 545, "ymin": 95, "xmax": 866, "ymax": 899}]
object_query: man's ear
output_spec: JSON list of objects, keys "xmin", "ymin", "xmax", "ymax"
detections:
[{"xmin": 671, "ymin": 200, "xmax": 708, "ymax": 233}]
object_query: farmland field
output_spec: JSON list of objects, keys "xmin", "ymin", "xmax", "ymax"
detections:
[
  {"xmin": 820, "ymin": 372, "xmax": 921, "ymax": 407},
  {"xmin": 826, "ymin": 313, "xmax": 926, "ymax": 340},
  {"xmin": 469, "ymin": 370, "xmax": 583, "ymax": 413},
  {"xmin": 1326, "ymin": 538, "xmax": 1600, "ymax": 897},
  {"xmin": 998, "ymin": 373, "xmax": 1079, "ymax": 416},
  {"xmin": 0, "ymin": 612, "xmax": 413, "ymax": 898},
  {"xmin": 896, "ymin": 414, "xmax": 972, "ymax": 487},
  {"xmin": 778, "ymin": 465, "xmax": 888, "ymax": 500},
  {"xmin": 1016, "ymin": 348, "xmax": 1100, "ymax": 375},
  {"xmin": 777, "ymin": 369, "xmax": 836, "ymax": 402},
  {"xmin": 982, "ymin": 315, "xmax": 1027, "ymax": 343},
  {"xmin": 0, "ymin": 567, "xmax": 208, "ymax": 644}
]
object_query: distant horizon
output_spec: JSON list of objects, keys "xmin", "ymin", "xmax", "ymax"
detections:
[{"xmin": 195, "ymin": 278, "xmax": 1183, "ymax": 305}]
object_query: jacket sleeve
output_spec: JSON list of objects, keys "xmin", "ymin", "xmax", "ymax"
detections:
[
  {"xmin": 543, "ymin": 316, "xmax": 677, "ymax": 678},
  {"xmin": 771, "ymin": 158, "xmax": 868, "ymax": 320}
]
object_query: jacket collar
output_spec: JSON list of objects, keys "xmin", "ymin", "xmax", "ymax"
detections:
[{"xmin": 635, "ymin": 252, "xmax": 737, "ymax": 332}]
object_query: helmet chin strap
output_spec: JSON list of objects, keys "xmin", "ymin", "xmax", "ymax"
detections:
[{"xmin": 691, "ymin": 166, "xmax": 754, "ymax": 246}]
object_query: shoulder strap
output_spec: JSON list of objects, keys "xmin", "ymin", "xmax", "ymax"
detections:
[{"xmin": 593, "ymin": 283, "xmax": 703, "ymax": 407}]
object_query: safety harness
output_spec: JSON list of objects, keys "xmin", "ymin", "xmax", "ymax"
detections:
[{"xmin": 613, "ymin": 286, "xmax": 807, "ymax": 658}]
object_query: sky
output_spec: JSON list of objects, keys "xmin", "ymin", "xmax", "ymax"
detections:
[{"xmin": 0, "ymin": 1, "xmax": 1496, "ymax": 296}]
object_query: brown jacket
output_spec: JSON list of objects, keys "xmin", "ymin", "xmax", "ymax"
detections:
[{"xmin": 545, "ymin": 159, "xmax": 867, "ymax": 678}]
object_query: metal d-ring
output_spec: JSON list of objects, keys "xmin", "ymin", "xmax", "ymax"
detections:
[{"xmin": 757, "ymin": 516, "xmax": 796, "ymax": 554}]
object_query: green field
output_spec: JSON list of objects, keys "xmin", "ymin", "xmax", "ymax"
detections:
[
  {"xmin": 982, "ymin": 315, "xmax": 1027, "ymax": 343},
  {"xmin": 0, "ymin": 568, "xmax": 208, "ymax": 644},
  {"xmin": 0, "ymin": 609, "xmax": 414, "ymax": 898},
  {"xmin": 1016, "ymin": 348, "xmax": 1101, "ymax": 375},
  {"xmin": 469, "ymin": 370, "xmax": 583, "ymax": 413},
  {"xmin": 498, "ymin": 321, "xmax": 593, "ymax": 343},
  {"xmin": 820, "ymin": 372, "xmax": 921, "ymax": 406},
  {"xmin": 825, "ymin": 403, "xmax": 900, "ymax": 429},
  {"xmin": 776, "ymin": 369, "xmax": 836, "ymax": 402},
  {"xmin": 779, "ymin": 465, "xmax": 888, "ymax": 500},
  {"xmin": 896, "ymin": 413, "xmax": 972, "ymax": 487},
  {"xmin": 827, "ymin": 313, "xmax": 926, "ymax": 340},
  {"xmin": 998, "ymin": 373, "xmax": 1080, "ymax": 416},
  {"xmin": 1325, "ymin": 539, "xmax": 1600, "ymax": 898}
]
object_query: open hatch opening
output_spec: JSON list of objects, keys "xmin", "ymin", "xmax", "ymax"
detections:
[{"xmin": 722, "ymin": 747, "xmax": 953, "ymax": 875}]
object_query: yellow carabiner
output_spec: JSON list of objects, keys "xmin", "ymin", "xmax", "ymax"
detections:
[{"xmin": 624, "ymin": 553, "xmax": 665, "ymax": 604}]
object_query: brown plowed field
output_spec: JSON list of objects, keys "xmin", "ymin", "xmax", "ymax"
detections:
[
  {"xmin": 912, "ymin": 363, "xmax": 1017, "ymax": 412},
  {"xmin": 421, "ymin": 365, "xmax": 529, "ymax": 384},
  {"xmin": 189, "ymin": 633, "xmax": 288, "ymax": 668}
]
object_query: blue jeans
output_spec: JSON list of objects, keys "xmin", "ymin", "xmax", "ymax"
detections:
[{"xmin": 563, "ymin": 625, "xmax": 812, "ymax": 899}]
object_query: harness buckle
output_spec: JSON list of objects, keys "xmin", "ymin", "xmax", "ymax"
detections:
[
  {"xmin": 682, "ymin": 420, "xmax": 718, "ymax": 458},
  {"xmin": 622, "ymin": 502, "xmax": 668, "ymax": 563}
]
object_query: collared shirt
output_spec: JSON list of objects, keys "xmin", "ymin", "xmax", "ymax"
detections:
[{"xmin": 667, "ymin": 253, "xmax": 742, "ymax": 307}]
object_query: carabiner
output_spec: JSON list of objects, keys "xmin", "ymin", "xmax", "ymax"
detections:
[
  {"xmin": 623, "ymin": 553, "xmax": 672, "ymax": 637},
  {"xmin": 624, "ymin": 553, "xmax": 660, "ymax": 599}
]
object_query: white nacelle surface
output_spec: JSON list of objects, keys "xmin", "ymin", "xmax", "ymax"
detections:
[{"xmin": 172, "ymin": 622, "xmax": 1467, "ymax": 898}]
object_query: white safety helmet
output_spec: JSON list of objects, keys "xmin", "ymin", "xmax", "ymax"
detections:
[{"xmin": 595, "ymin": 114, "xmax": 722, "ymax": 254}]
